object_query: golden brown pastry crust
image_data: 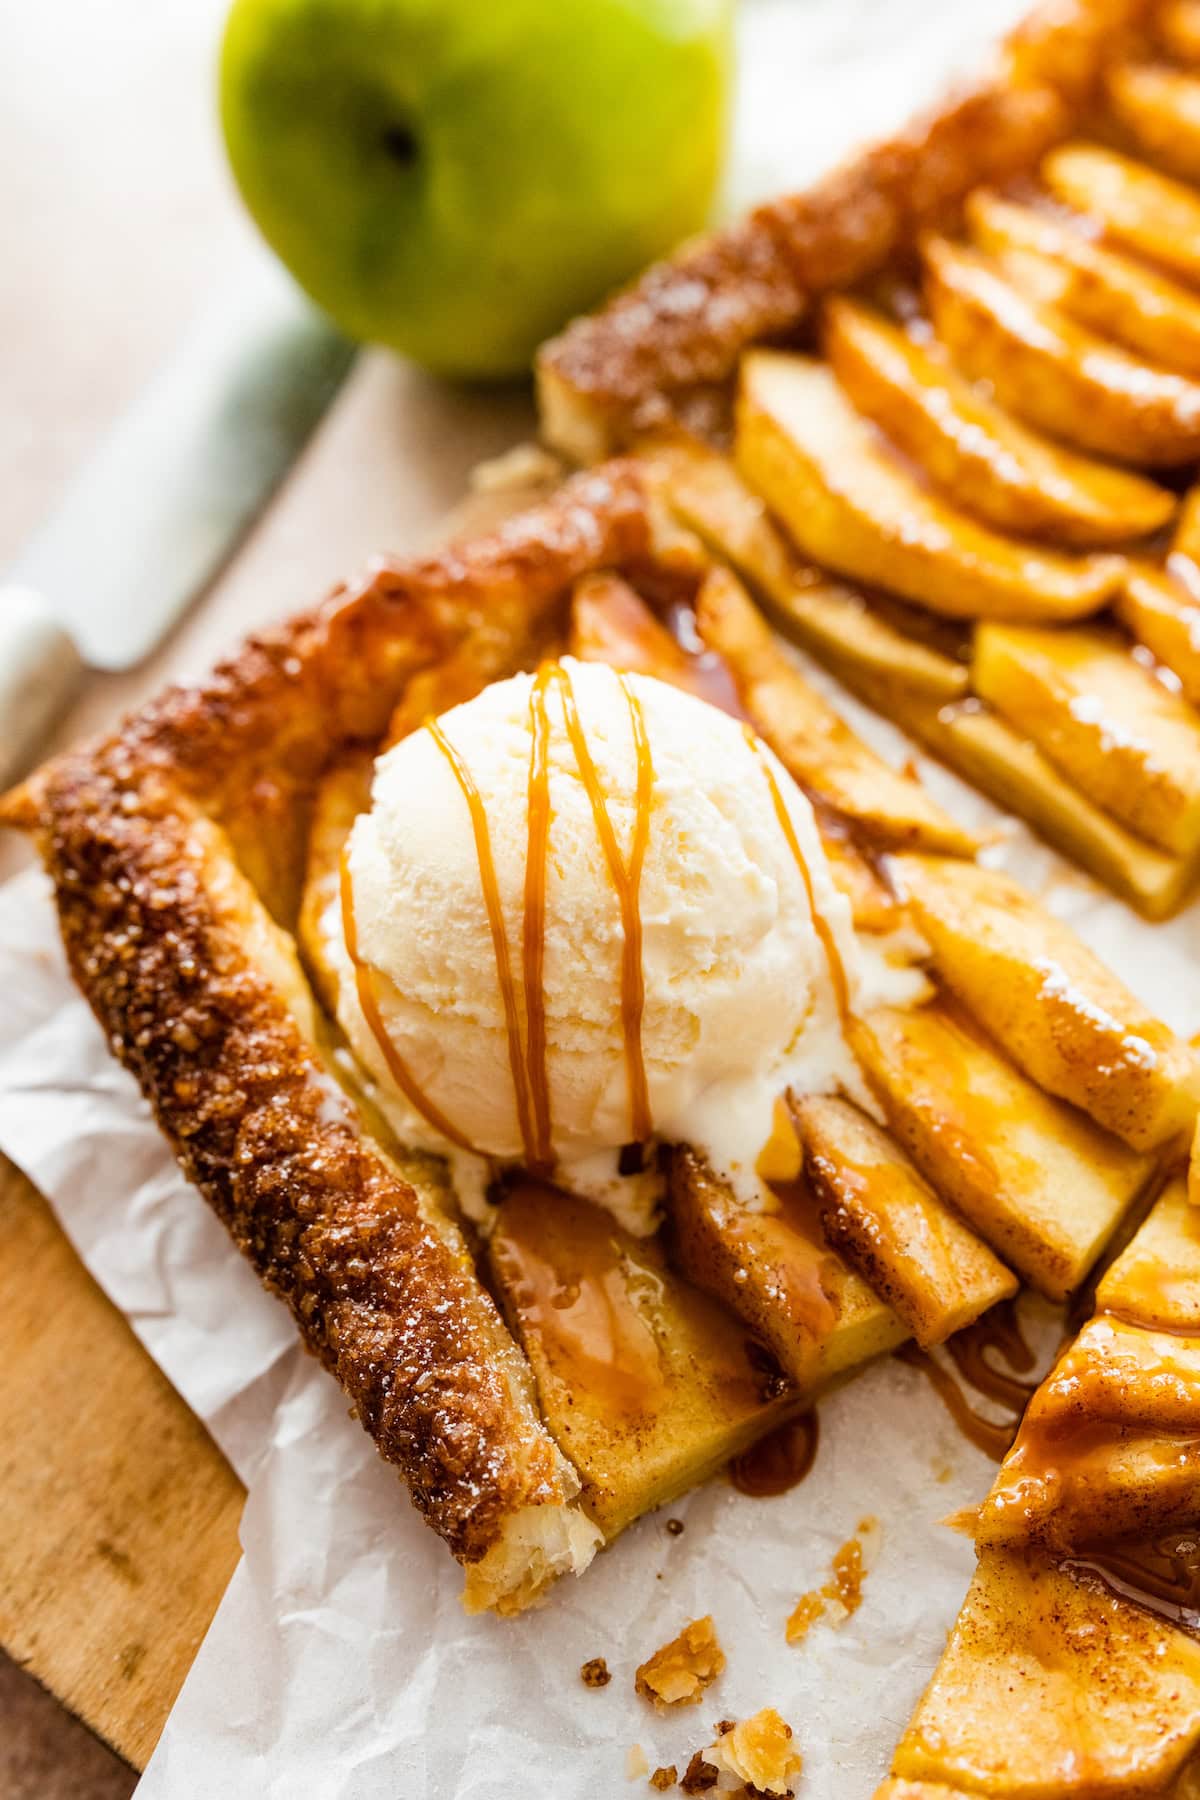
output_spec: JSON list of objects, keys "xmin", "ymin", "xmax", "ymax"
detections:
[
  {"xmin": 536, "ymin": 0, "xmax": 1157, "ymax": 457},
  {"xmin": 1, "ymin": 465, "xmax": 650, "ymax": 1581}
]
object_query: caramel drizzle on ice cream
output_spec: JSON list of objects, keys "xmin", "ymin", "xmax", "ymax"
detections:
[
  {"xmin": 549, "ymin": 662, "xmax": 655, "ymax": 1145},
  {"xmin": 522, "ymin": 664, "xmax": 557, "ymax": 1172},
  {"xmin": 338, "ymin": 851, "xmax": 478, "ymax": 1152},
  {"xmin": 346, "ymin": 675, "xmax": 847, "ymax": 1173},
  {"xmin": 743, "ymin": 726, "xmax": 851, "ymax": 1025},
  {"xmin": 426, "ymin": 715, "xmax": 540, "ymax": 1168},
  {"xmin": 344, "ymin": 663, "xmax": 658, "ymax": 1165}
]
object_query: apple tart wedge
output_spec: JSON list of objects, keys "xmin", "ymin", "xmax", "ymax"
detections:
[{"xmin": 878, "ymin": 1169, "xmax": 1200, "ymax": 1794}]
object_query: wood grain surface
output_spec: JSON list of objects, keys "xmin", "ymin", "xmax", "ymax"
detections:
[{"xmin": 0, "ymin": 1159, "xmax": 244, "ymax": 1769}]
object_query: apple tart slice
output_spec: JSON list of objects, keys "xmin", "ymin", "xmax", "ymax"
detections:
[
  {"xmin": 881, "ymin": 1548, "xmax": 1200, "ymax": 1798},
  {"xmin": 976, "ymin": 1174, "xmax": 1200, "ymax": 1556},
  {"xmin": 879, "ymin": 1170, "xmax": 1200, "ymax": 1795}
]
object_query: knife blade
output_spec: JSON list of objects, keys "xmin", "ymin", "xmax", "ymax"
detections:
[{"xmin": 0, "ymin": 254, "xmax": 355, "ymax": 787}]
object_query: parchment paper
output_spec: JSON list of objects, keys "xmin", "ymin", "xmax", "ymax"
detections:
[{"xmin": 5, "ymin": 3, "xmax": 1196, "ymax": 1794}]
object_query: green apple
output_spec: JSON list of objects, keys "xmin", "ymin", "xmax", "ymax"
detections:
[{"xmin": 219, "ymin": 0, "xmax": 733, "ymax": 379}]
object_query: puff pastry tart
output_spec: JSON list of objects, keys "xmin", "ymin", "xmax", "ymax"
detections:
[{"xmin": 541, "ymin": 0, "xmax": 1200, "ymax": 920}]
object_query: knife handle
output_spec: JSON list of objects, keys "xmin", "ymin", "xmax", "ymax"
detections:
[{"xmin": 0, "ymin": 586, "xmax": 84, "ymax": 791}]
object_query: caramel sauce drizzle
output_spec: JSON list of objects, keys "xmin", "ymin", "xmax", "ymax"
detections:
[
  {"xmin": 897, "ymin": 1343, "xmax": 1018, "ymax": 1462},
  {"xmin": 425, "ymin": 715, "xmax": 538, "ymax": 1168},
  {"xmin": 338, "ymin": 852, "xmax": 477, "ymax": 1152},
  {"xmin": 731, "ymin": 1408, "xmax": 820, "ymax": 1498},
  {"xmin": 898, "ymin": 1301, "xmax": 1040, "ymax": 1462},
  {"xmin": 946, "ymin": 1298, "xmax": 1040, "ymax": 1413},
  {"xmin": 495, "ymin": 1180, "xmax": 670, "ymax": 1420},
  {"xmin": 550, "ymin": 662, "xmax": 654, "ymax": 1143},
  {"xmin": 1068, "ymin": 1532, "xmax": 1200, "ymax": 1636},
  {"xmin": 743, "ymin": 725, "xmax": 850, "ymax": 1025},
  {"xmin": 522, "ymin": 665, "xmax": 556, "ymax": 1173}
]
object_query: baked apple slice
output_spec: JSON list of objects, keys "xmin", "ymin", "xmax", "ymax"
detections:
[
  {"xmin": 1096, "ymin": 1174, "xmax": 1200, "ymax": 1333},
  {"xmin": 1043, "ymin": 141, "xmax": 1200, "ymax": 286},
  {"xmin": 849, "ymin": 1003, "xmax": 1152, "ymax": 1301},
  {"xmin": 924, "ymin": 234, "xmax": 1200, "ymax": 466},
  {"xmin": 487, "ymin": 1180, "xmax": 799, "ymax": 1541},
  {"xmin": 1161, "ymin": 0, "xmax": 1200, "ymax": 61},
  {"xmin": 791, "ymin": 1094, "xmax": 1015, "ymax": 1347},
  {"xmin": 692, "ymin": 565, "xmax": 979, "ymax": 855},
  {"xmin": 1174, "ymin": 484, "xmax": 1200, "ymax": 572},
  {"xmin": 824, "ymin": 294, "xmax": 1173, "ymax": 544},
  {"xmin": 568, "ymin": 568, "xmax": 743, "ymax": 717},
  {"xmin": 1116, "ymin": 563, "xmax": 1200, "ymax": 708},
  {"xmin": 886, "ymin": 853, "xmax": 1200, "ymax": 1150},
  {"xmin": 652, "ymin": 441, "xmax": 972, "ymax": 701},
  {"xmin": 889, "ymin": 1550, "xmax": 1200, "ymax": 1796},
  {"xmin": 1108, "ymin": 62, "xmax": 1200, "ymax": 183},
  {"xmin": 975, "ymin": 1314, "xmax": 1200, "ymax": 1552},
  {"xmin": 735, "ymin": 351, "xmax": 1123, "ymax": 621},
  {"xmin": 667, "ymin": 1149, "xmax": 906, "ymax": 1394},
  {"xmin": 778, "ymin": 583, "xmax": 968, "ymax": 705},
  {"xmin": 971, "ymin": 622, "xmax": 1200, "ymax": 856},
  {"xmin": 650, "ymin": 439, "xmax": 802, "ymax": 612},
  {"xmin": 968, "ymin": 187, "xmax": 1200, "ymax": 381},
  {"xmin": 931, "ymin": 702, "xmax": 1193, "ymax": 920}
]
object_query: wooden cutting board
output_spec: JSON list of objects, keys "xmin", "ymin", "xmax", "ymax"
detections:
[{"xmin": 0, "ymin": 1156, "xmax": 244, "ymax": 1769}]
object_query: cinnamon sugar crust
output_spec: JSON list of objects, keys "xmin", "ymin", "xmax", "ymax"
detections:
[
  {"xmin": 536, "ymin": 0, "xmax": 1157, "ymax": 459},
  {"xmin": 32, "ymin": 751, "xmax": 573, "ymax": 1568}
]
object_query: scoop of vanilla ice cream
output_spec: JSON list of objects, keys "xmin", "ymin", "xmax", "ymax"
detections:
[{"xmin": 333, "ymin": 658, "xmax": 878, "ymax": 1229}]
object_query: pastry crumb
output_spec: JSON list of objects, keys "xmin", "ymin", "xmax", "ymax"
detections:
[
  {"xmin": 679, "ymin": 1750, "xmax": 719, "ymax": 1793},
  {"xmin": 627, "ymin": 1744, "xmax": 650, "ymax": 1780},
  {"xmin": 827, "ymin": 1535, "xmax": 866, "ymax": 1621},
  {"xmin": 649, "ymin": 1766, "xmax": 678, "ymax": 1791},
  {"xmin": 581, "ymin": 1656, "xmax": 612, "ymax": 1688},
  {"xmin": 784, "ymin": 1589, "xmax": 825, "ymax": 1647},
  {"xmin": 636, "ymin": 1616, "xmax": 726, "ymax": 1708},
  {"xmin": 785, "ymin": 1523, "xmax": 877, "ymax": 1644},
  {"xmin": 713, "ymin": 1718, "xmax": 736, "ymax": 1735},
  {"xmin": 708, "ymin": 1708, "xmax": 803, "ymax": 1796}
]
